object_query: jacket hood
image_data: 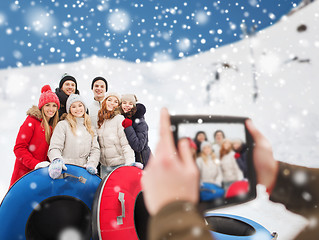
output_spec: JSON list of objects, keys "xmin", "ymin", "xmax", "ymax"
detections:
[
  {"xmin": 134, "ymin": 103, "xmax": 146, "ymax": 119},
  {"xmin": 26, "ymin": 105, "xmax": 42, "ymax": 121}
]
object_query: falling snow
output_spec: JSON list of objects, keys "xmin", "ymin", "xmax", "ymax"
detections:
[
  {"xmin": 107, "ymin": 9, "xmax": 131, "ymax": 33},
  {"xmin": 0, "ymin": 0, "xmax": 303, "ymax": 68},
  {"xmin": 58, "ymin": 228, "xmax": 82, "ymax": 240},
  {"xmin": 0, "ymin": 1, "xmax": 318, "ymax": 240}
]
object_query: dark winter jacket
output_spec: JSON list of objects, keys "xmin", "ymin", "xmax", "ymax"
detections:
[
  {"xmin": 148, "ymin": 201, "xmax": 212, "ymax": 240},
  {"xmin": 55, "ymin": 87, "xmax": 80, "ymax": 118},
  {"xmin": 270, "ymin": 162, "xmax": 319, "ymax": 239},
  {"xmin": 234, "ymin": 143, "xmax": 248, "ymax": 178},
  {"xmin": 10, "ymin": 106, "xmax": 51, "ymax": 187},
  {"xmin": 123, "ymin": 103, "xmax": 152, "ymax": 166}
]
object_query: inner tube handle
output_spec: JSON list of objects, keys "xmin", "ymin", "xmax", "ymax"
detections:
[
  {"xmin": 271, "ymin": 232, "xmax": 278, "ymax": 239},
  {"xmin": 58, "ymin": 173, "xmax": 87, "ymax": 184},
  {"xmin": 117, "ymin": 192, "xmax": 125, "ymax": 225},
  {"xmin": 200, "ymin": 188, "xmax": 216, "ymax": 194}
]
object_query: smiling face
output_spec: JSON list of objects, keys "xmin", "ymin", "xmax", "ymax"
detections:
[
  {"xmin": 106, "ymin": 96, "xmax": 119, "ymax": 111},
  {"xmin": 232, "ymin": 140, "xmax": 242, "ymax": 151},
  {"xmin": 196, "ymin": 132, "xmax": 206, "ymax": 142},
  {"xmin": 42, "ymin": 102, "xmax": 58, "ymax": 120},
  {"xmin": 70, "ymin": 101, "xmax": 85, "ymax": 118},
  {"xmin": 61, "ymin": 80, "xmax": 76, "ymax": 96},
  {"xmin": 215, "ymin": 131, "xmax": 225, "ymax": 145},
  {"xmin": 222, "ymin": 140, "xmax": 232, "ymax": 151},
  {"xmin": 202, "ymin": 145, "xmax": 213, "ymax": 155},
  {"xmin": 92, "ymin": 80, "xmax": 106, "ymax": 101},
  {"xmin": 121, "ymin": 100, "xmax": 134, "ymax": 113}
]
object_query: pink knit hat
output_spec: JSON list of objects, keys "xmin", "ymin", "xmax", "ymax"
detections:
[{"xmin": 38, "ymin": 85, "xmax": 60, "ymax": 109}]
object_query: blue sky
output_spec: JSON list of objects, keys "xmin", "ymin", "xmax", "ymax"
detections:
[{"xmin": 0, "ymin": 0, "xmax": 301, "ymax": 69}]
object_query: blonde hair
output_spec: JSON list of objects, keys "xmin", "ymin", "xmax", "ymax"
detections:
[
  {"xmin": 41, "ymin": 108, "xmax": 59, "ymax": 144},
  {"xmin": 199, "ymin": 151, "xmax": 216, "ymax": 164},
  {"xmin": 65, "ymin": 113, "xmax": 94, "ymax": 138}
]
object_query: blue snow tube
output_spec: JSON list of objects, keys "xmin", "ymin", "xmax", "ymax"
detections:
[
  {"xmin": 205, "ymin": 213, "xmax": 277, "ymax": 240},
  {"xmin": 0, "ymin": 164, "xmax": 101, "ymax": 240},
  {"xmin": 200, "ymin": 182, "xmax": 225, "ymax": 201}
]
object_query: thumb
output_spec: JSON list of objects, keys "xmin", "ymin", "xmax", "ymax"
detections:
[
  {"xmin": 62, "ymin": 164, "xmax": 68, "ymax": 171},
  {"xmin": 245, "ymin": 119, "xmax": 264, "ymax": 143}
]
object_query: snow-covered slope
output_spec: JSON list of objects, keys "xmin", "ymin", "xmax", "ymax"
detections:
[{"xmin": 0, "ymin": 2, "xmax": 318, "ymax": 239}]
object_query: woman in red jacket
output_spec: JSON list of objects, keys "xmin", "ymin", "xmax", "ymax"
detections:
[{"xmin": 9, "ymin": 85, "xmax": 60, "ymax": 187}]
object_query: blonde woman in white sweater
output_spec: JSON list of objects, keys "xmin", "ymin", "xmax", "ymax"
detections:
[
  {"xmin": 96, "ymin": 92, "xmax": 135, "ymax": 178},
  {"xmin": 196, "ymin": 141, "xmax": 223, "ymax": 186},
  {"xmin": 48, "ymin": 94, "xmax": 100, "ymax": 179}
]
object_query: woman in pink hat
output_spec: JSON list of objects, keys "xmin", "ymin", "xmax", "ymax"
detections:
[{"xmin": 9, "ymin": 85, "xmax": 60, "ymax": 187}]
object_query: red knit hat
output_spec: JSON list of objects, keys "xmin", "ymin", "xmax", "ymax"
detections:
[{"xmin": 38, "ymin": 85, "xmax": 60, "ymax": 109}]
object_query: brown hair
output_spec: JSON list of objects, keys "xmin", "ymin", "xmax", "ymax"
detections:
[
  {"xmin": 219, "ymin": 139, "xmax": 232, "ymax": 159},
  {"xmin": 41, "ymin": 108, "xmax": 59, "ymax": 144},
  {"xmin": 119, "ymin": 103, "xmax": 137, "ymax": 119},
  {"xmin": 97, "ymin": 98, "xmax": 120, "ymax": 128}
]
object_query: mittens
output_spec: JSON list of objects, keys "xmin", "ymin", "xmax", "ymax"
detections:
[
  {"xmin": 234, "ymin": 152, "xmax": 241, "ymax": 159},
  {"xmin": 129, "ymin": 162, "xmax": 144, "ymax": 169},
  {"xmin": 85, "ymin": 164, "xmax": 97, "ymax": 175},
  {"xmin": 34, "ymin": 161, "xmax": 50, "ymax": 170},
  {"xmin": 48, "ymin": 158, "xmax": 67, "ymax": 179},
  {"xmin": 122, "ymin": 118, "xmax": 133, "ymax": 128}
]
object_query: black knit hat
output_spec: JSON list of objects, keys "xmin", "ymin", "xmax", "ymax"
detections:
[
  {"xmin": 91, "ymin": 76, "xmax": 108, "ymax": 91},
  {"xmin": 59, "ymin": 73, "xmax": 78, "ymax": 92}
]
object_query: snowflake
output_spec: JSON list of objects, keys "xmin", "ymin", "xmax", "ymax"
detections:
[
  {"xmin": 268, "ymin": 13, "xmax": 276, "ymax": 20},
  {"xmin": 194, "ymin": 10, "xmax": 209, "ymax": 25},
  {"xmin": 58, "ymin": 228, "xmax": 82, "ymax": 240},
  {"xmin": 30, "ymin": 182, "xmax": 37, "ymax": 190},
  {"xmin": 177, "ymin": 38, "xmax": 191, "ymax": 52},
  {"xmin": 25, "ymin": 7, "xmax": 56, "ymax": 35},
  {"xmin": 107, "ymin": 9, "xmax": 131, "ymax": 33}
]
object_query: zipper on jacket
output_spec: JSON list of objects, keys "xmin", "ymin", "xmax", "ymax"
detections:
[{"xmin": 139, "ymin": 152, "xmax": 144, "ymax": 164}]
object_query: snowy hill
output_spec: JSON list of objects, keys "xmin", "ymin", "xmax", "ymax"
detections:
[{"xmin": 0, "ymin": 1, "xmax": 318, "ymax": 239}]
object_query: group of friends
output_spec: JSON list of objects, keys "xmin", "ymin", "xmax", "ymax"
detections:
[
  {"xmin": 7, "ymin": 73, "xmax": 319, "ymax": 239},
  {"xmin": 9, "ymin": 74, "xmax": 151, "ymax": 187},
  {"xmin": 192, "ymin": 129, "xmax": 247, "ymax": 191}
]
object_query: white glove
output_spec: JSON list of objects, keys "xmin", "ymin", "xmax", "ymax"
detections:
[
  {"xmin": 129, "ymin": 162, "xmax": 144, "ymax": 169},
  {"xmin": 48, "ymin": 158, "xmax": 67, "ymax": 179},
  {"xmin": 34, "ymin": 161, "xmax": 50, "ymax": 170},
  {"xmin": 85, "ymin": 164, "xmax": 97, "ymax": 175}
]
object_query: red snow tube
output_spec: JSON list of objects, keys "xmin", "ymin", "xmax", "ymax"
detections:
[
  {"xmin": 92, "ymin": 166, "xmax": 149, "ymax": 240},
  {"xmin": 225, "ymin": 180, "xmax": 249, "ymax": 198}
]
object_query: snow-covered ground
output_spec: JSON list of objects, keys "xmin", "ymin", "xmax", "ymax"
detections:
[{"xmin": 0, "ymin": 1, "xmax": 319, "ymax": 239}]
